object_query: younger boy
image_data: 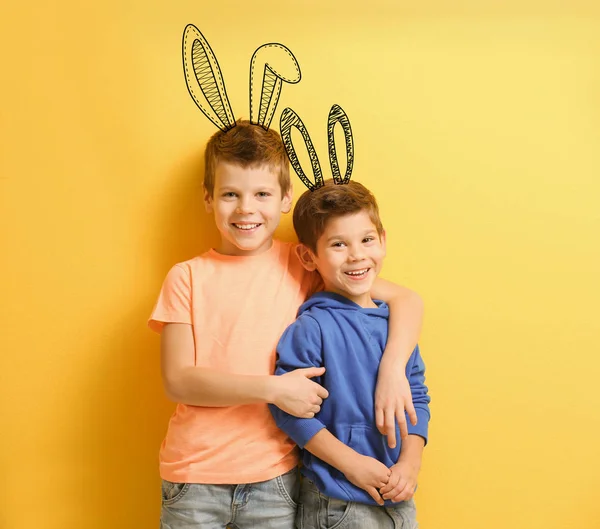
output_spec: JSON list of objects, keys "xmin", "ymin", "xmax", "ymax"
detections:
[
  {"xmin": 270, "ymin": 180, "xmax": 431, "ymax": 529},
  {"xmin": 149, "ymin": 122, "xmax": 424, "ymax": 528}
]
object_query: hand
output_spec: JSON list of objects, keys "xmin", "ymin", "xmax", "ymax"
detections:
[
  {"xmin": 379, "ymin": 458, "xmax": 420, "ymax": 503},
  {"xmin": 342, "ymin": 454, "xmax": 391, "ymax": 505},
  {"xmin": 375, "ymin": 363, "xmax": 417, "ymax": 448},
  {"xmin": 271, "ymin": 367, "xmax": 329, "ymax": 418}
]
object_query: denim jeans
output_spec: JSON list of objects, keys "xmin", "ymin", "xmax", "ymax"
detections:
[
  {"xmin": 160, "ymin": 467, "xmax": 299, "ymax": 529},
  {"xmin": 296, "ymin": 478, "xmax": 418, "ymax": 529}
]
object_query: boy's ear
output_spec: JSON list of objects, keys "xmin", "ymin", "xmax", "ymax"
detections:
[
  {"xmin": 295, "ymin": 243, "xmax": 318, "ymax": 271},
  {"xmin": 380, "ymin": 229, "xmax": 387, "ymax": 256},
  {"xmin": 204, "ymin": 187, "xmax": 214, "ymax": 213},
  {"xmin": 281, "ymin": 184, "xmax": 293, "ymax": 214}
]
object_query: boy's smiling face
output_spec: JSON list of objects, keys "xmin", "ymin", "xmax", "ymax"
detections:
[
  {"xmin": 205, "ymin": 161, "xmax": 293, "ymax": 256},
  {"xmin": 301, "ymin": 210, "xmax": 386, "ymax": 307}
]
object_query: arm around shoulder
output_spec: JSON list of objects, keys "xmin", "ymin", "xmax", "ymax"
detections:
[
  {"xmin": 370, "ymin": 277, "xmax": 424, "ymax": 366},
  {"xmin": 369, "ymin": 277, "xmax": 424, "ymax": 445}
]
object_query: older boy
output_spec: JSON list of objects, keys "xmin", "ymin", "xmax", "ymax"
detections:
[
  {"xmin": 149, "ymin": 123, "xmax": 423, "ymax": 528},
  {"xmin": 270, "ymin": 180, "xmax": 431, "ymax": 529}
]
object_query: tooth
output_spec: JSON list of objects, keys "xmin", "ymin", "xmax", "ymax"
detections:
[{"xmin": 347, "ymin": 269, "xmax": 367, "ymax": 276}]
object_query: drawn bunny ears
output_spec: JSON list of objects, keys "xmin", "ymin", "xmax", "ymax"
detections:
[
  {"xmin": 182, "ymin": 24, "xmax": 301, "ymax": 131},
  {"xmin": 280, "ymin": 104, "xmax": 355, "ymax": 191}
]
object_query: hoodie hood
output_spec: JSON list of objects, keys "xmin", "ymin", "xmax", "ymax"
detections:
[{"xmin": 297, "ymin": 291, "xmax": 389, "ymax": 317}]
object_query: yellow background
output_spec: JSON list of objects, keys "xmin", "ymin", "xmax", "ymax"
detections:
[{"xmin": 1, "ymin": 1, "xmax": 599, "ymax": 528}]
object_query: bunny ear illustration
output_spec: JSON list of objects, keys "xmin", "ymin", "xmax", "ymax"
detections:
[
  {"xmin": 327, "ymin": 105, "xmax": 354, "ymax": 185},
  {"xmin": 182, "ymin": 24, "xmax": 236, "ymax": 132},
  {"xmin": 280, "ymin": 108, "xmax": 323, "ymax": 191},
  {"xmin": 250, "ymin": 44, "xmax": 301, "ymax": 130}
]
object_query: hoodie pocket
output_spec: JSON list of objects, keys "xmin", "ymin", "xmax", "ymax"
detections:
[{"xmin": 345, "ymin": 425, "xmax": 397, "ymax": 467}]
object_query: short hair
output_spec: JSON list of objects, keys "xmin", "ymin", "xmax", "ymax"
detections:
[
  {"xmin": 293, "ymin": 179, "xmax": 384, "ymax": 253},
  {"xmin": 204, "ymin": 120, "xmax": 291, "ymax": 197}
]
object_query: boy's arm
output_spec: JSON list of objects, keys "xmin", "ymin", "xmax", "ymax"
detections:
[
  {"xmin": 380, "ymin": 346, "xmax": 431, "ymax": 502},
  {"xmin": 161, "ymin": 323, "xmax": 328, "ymax": 415},
  {"xmin": 152, "ymin": 264, "xmax": 327, "ymax": 415},
  {"xmin": 369, "ymin": 277, "xmax": 424, "ymax": 447}
]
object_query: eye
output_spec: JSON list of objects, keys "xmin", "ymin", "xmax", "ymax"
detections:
[
  {"xmin": 222, "ymin": 192, "xmax": 237, "ymax": 198},
  {"xmin": 363, "ymin": 236, "xmax": 375, "ymax": 243},
  {"xmin": 257, "ymin": 191, "xmax": 271, "ymax": 198},
  {"xmin": 331, "ymin": 241, "xmax": 346, "ymax": 248}
]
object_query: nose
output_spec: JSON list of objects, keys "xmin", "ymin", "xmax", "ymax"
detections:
[
  {"xmin": 348, "ymin": 243, "xmax": 366, "ymax": 262},
  {"xmin": 236, "ymin": 195, "xmax": 255, "ymax": 215}
]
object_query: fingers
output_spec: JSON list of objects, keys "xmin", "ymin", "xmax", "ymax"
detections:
[
  {"xmin": 301, "ymin": 403, "xmax": 322, "ymax": 418},
  {"xmin": 300, "ymin": 366, "xmax": 326, "ymax": 379},
  {"xmin": 391, "ymin": 482, "xmax": 415, "ymax": 503},
  {"xmin": 367, "ymin": 473, "xmax": 390, "ymax": 505},
  {"xmin": 315, "ymin": 384, "xmax": 329, "ymax": 400},
  {"xmin": 406, "ymin": 400, "xmax": 418, "ymax": 427},
  {"xmin": 300, "ymin": 367, "xmax": 329, "ymax": 399},
  {"xmin": 379, "ymin": 468, "xmax": 399, "ymax": 495},
  {"xmin": 380, "ymin": 469, "xmax": 391, "ymax": 485},
  {"xmin": 383, "ymin": 477, "xmax": 409, "ymax": 501},
  {"xmin": 384, "ymin": 409, "xmax": 397, "ymax": 449},
  {"xmin": 366, "ymin": 486, "xmax": 384, "ymax": 506},
  {"xmin": 298, "ymin": 383, "xmax": 327, "ymax": 418},
  {"xmin": 396, "ymin": 408, "xmax": 408, "ymax": 441},
  {"xmin": 375, "ymin": 406, "xmax": 385, "ymax": 436}
]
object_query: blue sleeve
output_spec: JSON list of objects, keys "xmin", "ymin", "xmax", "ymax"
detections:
[
  {"xmin": 268, "ymin": 315, "xmax": 327, "ymax": 448},
  {"xmin": 405, "ymin": 345, "xmax": 431, "ymax": 444}
]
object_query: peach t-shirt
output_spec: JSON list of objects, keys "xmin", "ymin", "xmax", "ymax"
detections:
[{"xmin": 148, "ymin": 240, "xmax": 319, "ymax": 484}]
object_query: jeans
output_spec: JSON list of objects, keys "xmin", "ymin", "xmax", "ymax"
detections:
[
  {"xmin": 296, "ymin": 478, "xmax": 418, "ymax": 529},
  {"xmin": 160, "ymin": 467, "xmax": 299, "ymax": 529}
]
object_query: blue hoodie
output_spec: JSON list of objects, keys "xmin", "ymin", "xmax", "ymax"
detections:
[{"xmin": 269, "ymin": 291, "xmax": 430, "ymax": 506}]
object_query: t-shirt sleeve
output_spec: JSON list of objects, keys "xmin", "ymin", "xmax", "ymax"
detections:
[
  {"xmin": 268, "ymin": 315, "xmax": 327, "ymax": 448},
  {"xmin": 148, "ymin": 264, "xmax": 193, "ymax": 333}
]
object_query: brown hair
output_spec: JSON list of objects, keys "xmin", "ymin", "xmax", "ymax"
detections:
[
  {"xmin": 293, "ymin": 179, "xmax": 384, "ymax": 253},
  {"xmin": 204, "ymin": 120, "xmax": 291, "ymax": 197}
]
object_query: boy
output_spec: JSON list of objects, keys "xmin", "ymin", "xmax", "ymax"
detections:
[
  {"xmin": 270, "ymin": 180, "xmax": 431, "ymax": 529},
  {"xmin": 148, "ymin": 122, "xmax": 423, "ymax": 528}
]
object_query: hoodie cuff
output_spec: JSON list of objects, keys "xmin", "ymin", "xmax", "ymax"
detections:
[
  {"xmin": 406, "ymin": 409, "xmax": 430, "ymax": 445},
  {"xmin": 282, "ymin": 417, "xmax": 327, "ymax": 448}
]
